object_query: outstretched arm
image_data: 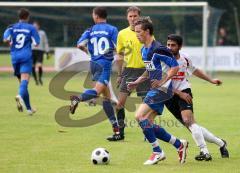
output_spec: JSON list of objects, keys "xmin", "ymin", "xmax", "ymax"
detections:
[
  {"xmin": 173, "ymin": 89, "xmax": 192, "ymax": 104},
  {"xmin": 151, "ymin": 66, "xmax": 179, "ymax": 88},
  {"xmin": 193, "ymin": 69, "xmax": 222, "ymax": 85},
  {"xmin": 127, "ymin": 70, "xmax": 149, "ymax": 91},
  {"xmin": 3, "ymin": 28, "xmax": 12, "ymax": 44},
  {"xmin": 134, "ymin": 70, "xmax": 149, "ymax": 84},
  {"xmin": 115, "ymin": 53, "xmax": 125, "ymax": 86},
  {"xmin": 77, "ymin": 29, "xmax": 90, "ymax": 54},
  {"xmin": 151, "ymin": 53, "xmax": 179, "ymax": 88}
]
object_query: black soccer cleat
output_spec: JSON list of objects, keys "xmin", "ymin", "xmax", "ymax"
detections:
[
  {"xmin": 70, "ymin": 95, "xmax": 80, "ymax": 114},
  {"xmin": 220, "ymin": 139, "xmax": 229, "ymax": 158},
  {"xmin": 106, "ymin": 133, "xmax": 124, "ymax": 141},
  {"xmin": 195, "ymin": 152, "xmax": 212, "ymax": 161}
]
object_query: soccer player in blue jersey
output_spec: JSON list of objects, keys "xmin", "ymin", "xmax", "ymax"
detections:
[
  {"xmin": 3, "ymin": 8, "xmax": 40, "ymax": 115},
  {"xmin": 128, "ymin": 17, "xmax": 188, "ymax": 165},
  {"xmin": 69, "ymin": 7, "xmax": 122, "ymax": 141}
]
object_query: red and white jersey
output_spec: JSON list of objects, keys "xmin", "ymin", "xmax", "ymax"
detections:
[{"xmin": 172, "ymin": 52, "xmax": 197, "ymax": 91}]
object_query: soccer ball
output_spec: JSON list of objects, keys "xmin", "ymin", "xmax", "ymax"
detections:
[{"xmin": 91, "ymin": 148, "xmax": 110, "ymax": 165}]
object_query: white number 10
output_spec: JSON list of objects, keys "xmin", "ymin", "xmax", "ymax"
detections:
[{"xmin": 90, "ymin": 37, "xmax": 110, "ymax": 56}]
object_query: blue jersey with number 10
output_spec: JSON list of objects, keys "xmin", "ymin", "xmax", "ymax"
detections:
[
  {"xmin": 77, "ymin": 23, "xmax": 118, "ymax": 61},
  {"xmin": 3, "ymin": 21, "xmax": 40, "ymax": 63}
]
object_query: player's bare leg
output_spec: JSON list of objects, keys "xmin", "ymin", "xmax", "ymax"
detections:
[
  {"xmin": 70, "ymin": 82, "xmax": 105, "ymax": 114},
  {"xmin": 87, "ymin": 81, "xmax": 97, "ymax": 106},
  {"xmin": 103, "ymin": 86, "xmax": 123, "ymax": 141},
  {"xmin": 16, "ymin": 73, "xmax": 35, "ymax": 115},
  {"xmin": 199, "ymin": 126, "xmax": 229, "ymax": 158},
  {"xmin": 148, "ymin": 113, "xmax": 188, "ymax": 164},
  {"xmin": 135, "ymin": 104, "xmax": 166, "ymax": 165},
  {"xmin": 32, "ymin": 65, "xmax": 38, "ymax": 85},
  {"xmin": 136, "ymin": 106, "xmax": 189, "ymax": 165},
  {"xmin": 182, "ymin": 109, "xmax": 229, "ymax": 159},
  {"xmin": 36, "ymin": 62, "xmax": 43, "ymax": 85},
  {"xmin": 181, "ymin": 110, "xmax": 212, "ymax": 161},
  {"xmin": 70, "ymin": 82, "xmax": 122, "ymax": 141},
  {"xmin": 115, "ymin": 92, "xmax": 128, "ymax": 136}
]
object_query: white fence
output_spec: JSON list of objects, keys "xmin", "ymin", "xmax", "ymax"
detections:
[{"xmin": 55, "ymin": 47, "xmax": 240, "ymax": 71}]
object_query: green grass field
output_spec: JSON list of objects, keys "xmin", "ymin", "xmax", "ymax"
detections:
[
  {"xmin": 0, "ymin": 72, "xmax": 240, "ymax": 173},
  {"xmin": 0, "ymin": 53, "xmax": 54, "ymax": 67}
]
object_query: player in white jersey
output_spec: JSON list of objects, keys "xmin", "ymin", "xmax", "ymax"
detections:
[{"xmin": 165, "ymin": 34, "xmax": 229, "ymax": 161}]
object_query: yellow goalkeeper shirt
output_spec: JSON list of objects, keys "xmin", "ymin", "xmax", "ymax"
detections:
[{"xmin": 117, "ymin": 27, "xmax": 145, "ymax": 68}]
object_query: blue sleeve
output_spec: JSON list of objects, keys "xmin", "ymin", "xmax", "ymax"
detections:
[
  {"xmin": 77, "ymin": 29, "xmax": 90, "ymax": 46},
  {"xmin": 111, "ymin": 27, "xmax": 118, "ymax": 47},
  {"xmin": 31, "ymin": 27, "xmax": 40, "ymax": 46},
  {"xmin": 3, "ymin": 27, "xmax": 12, "ymax": 41},
  {"xmin": 153, "ymin": 53, "xmax": 179, "ymax": 67}
]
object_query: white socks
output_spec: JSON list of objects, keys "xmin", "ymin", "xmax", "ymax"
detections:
[
  {"xmin": 151, "ymin": 140, "xmax": 160, "ymax": 149},
  {"xmin": 200, "ymin": 126, "xmax": 224, "ymax": 147},
  {"xmin": 189, "ymin": 123, "xmax": 225, "ymax": 154},
  {"xmin": 189, "ymin": 123, "xmax": 209, "ymax": 154},
  {"xmin": 169, "ymin": 135, "xmax": 177, "ymax": 145}
]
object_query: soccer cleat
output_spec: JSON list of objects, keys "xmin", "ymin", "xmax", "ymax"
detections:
[
  {"xmin": 27, "ymin": 108, "xmax": 36, "ymax": 116},
  {"xmin": 220, "ymin": 139, "xmax": 229, "ymax": 158},
  {"xmin": 15, "ymin": 95, "xmax": 24, "ymax": 112},
  {"xmin": 143, "ymin": 152, "xmax": 166, "ymax": 165},
  {"xmin": 70, "ymin": 95, "xmax": 80, "ymax": 114},
  {"xmin": 195, "ymin": 152, "xmax": 212, "ymax": 161},
  {"xmin": 106, "ymin": 133, "xmax": 124, "ymax": 141},
  {"xmin": 178, "ymin": 139, "xmax": 189, "ymax": 164}
]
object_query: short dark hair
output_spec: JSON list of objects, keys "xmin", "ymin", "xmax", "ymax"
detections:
[
  {"xmin": 93, "ymin": 7, "xmax": 107, "ymax": 19},
  {"xmin": 167, "ymin": 34, "xmax": 183, "ymax": 46},
  {"xmin": 134, "ymin": 16, "xmax": 153, "ymax": 35},
  {"xmin": 18, "ymin": 8, "xmax": 30, "ymax": 20},
  {"xmin": 127, "ymin": 6, "xmax": 141, "ymax": 15}
]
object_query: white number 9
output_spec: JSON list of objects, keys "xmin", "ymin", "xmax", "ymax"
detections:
[{"xmin": 15, "ymin": 34, "xmax": 26, "ymax": 49}]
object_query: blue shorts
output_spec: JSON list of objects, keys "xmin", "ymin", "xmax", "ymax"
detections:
[
  {"xmin": 12, "ymin": 58, "xmax": 32, "ymax": 77},
  {"xmin": 144, "ymin": 89, "xmax": 173, "ymax": 115},
  {"xmin": 90, "ymin": 60, "xmax": 112, "ymax": 86}
]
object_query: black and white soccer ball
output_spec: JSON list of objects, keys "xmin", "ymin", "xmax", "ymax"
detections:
[{"xmin": 91, "ymin": 148, "xmax": 110, "ymax": 165}]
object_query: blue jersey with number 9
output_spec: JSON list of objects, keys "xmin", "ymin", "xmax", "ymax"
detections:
[
  {"xmin": 3, "ymin": 21, "xmax": 40, "ymax": 63},
  {"xmin": 77, "ymin": 23, "xmax": 118, "ymax": 61}
]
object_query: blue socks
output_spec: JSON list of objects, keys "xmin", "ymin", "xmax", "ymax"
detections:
[
  {"xmin": 153, "ymin": 124, "xmax": 181, "ymax": 149},
  {"xmin": 139, "ymin": 119, "xmax": 162, "ymax": 153},
  {"xmin": 19, "ymin": 80, "xmax": 31, "ymax": 110},
  {"xmin": 103, "ymin": 100, "xmax": 119, "ymax": 132},
  {"xmin": 79, "ymin": 89, "xmax": 97, "ymax": 102},
  {"xmin": 79, "ymin": 90, "xmax": 119, "ymax": 133}
]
